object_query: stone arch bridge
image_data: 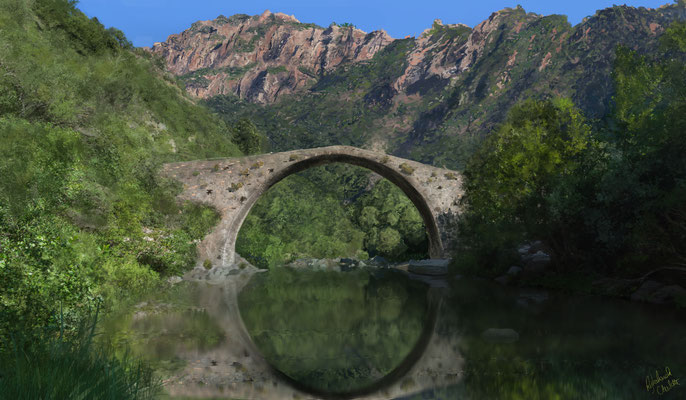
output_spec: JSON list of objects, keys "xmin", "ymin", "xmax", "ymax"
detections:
[{"xmin": 161, "ymin": 146, "xmax": 464, "ymax": 268}]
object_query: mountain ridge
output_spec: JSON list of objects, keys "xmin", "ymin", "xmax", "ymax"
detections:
[{"xmin": 152, "ymin": 3, "xmax": 686, "ymax": 168}]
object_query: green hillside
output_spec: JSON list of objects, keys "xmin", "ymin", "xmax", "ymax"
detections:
[{"xmin": 0, "ymin": 0, "xmax": 242, "ymax": 341}]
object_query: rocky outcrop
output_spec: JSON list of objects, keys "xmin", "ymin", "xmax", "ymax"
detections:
[{"xmin": 149, "ymin": 10, "xmax": 393, "ymax": 103}]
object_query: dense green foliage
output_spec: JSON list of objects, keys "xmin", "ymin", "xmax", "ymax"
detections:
[
  {"xmin": 238, "ymin": 268, "xmax": 429, "ymax": 393},
  {"xmin": 456, "ymin": 20, "xmax": 686, "ymax": 278},
  {"xmin": 457, "ymin": 98, "xmax": 597, "ymax": 271},
  {"xmin": 236, "ymin": 171, "xmax": 367, "ymax": 268},
  {"xmin": 236, "ymin": 164, "xmax": 428, "ymax": 268},
  {"xmin": 0, "ymin": 0, "xmax": 242, "ymax": 351},
  {"xmin": 230, "ymin": 117, "xmax": 266, "ymax": 155},
  {"xmin": 353, "ymin": 180, "xmax": 428, "ymax": 259}
]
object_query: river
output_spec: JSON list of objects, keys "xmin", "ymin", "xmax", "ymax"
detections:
[{"xmin": 98, "ymin": 260, "xmax": 686, "ymax": 399}]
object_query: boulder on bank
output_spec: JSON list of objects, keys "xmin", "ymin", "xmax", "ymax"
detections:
[
  {"xmin": 631, "ymin": 280, "xmax": 686, "ymax": 305},
  {"xmin": 368, "ymin": 255, "xmax": 388, "ymax": 266},
  {"xmin": 630, "ymin": 280, "xmax": 662, "ymax": 302},
  {"xmin": 522, "ymin": 251, "xmax": 551, "ymax": 272},
  {"xmin": 408, "ymin": 259, "xmax": 450, "ymax": 276},
  {"xmin": 517, "ymin": 240, "xmax": 553, "ymax": 274}
]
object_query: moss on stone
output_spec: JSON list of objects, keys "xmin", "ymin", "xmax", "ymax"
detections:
[{"xmin": 399, "ymin": 163, "xmax": 414, "ymax": 175}]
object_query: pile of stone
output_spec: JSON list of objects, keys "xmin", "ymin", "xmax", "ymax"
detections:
[{"xmin": 495, "ymin": 240, "xmax": 552, "ymax": 285}]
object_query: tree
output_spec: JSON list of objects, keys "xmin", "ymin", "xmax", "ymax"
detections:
[
  {"xmin": 463, "ymin": 98, "xmax": 592, "ymax": 231},
  {"xmin": 457, "ymin": 98, "xmax": 597, "ymax": 270},
  {"xmin": 608, "ymin": 21, "xmax": 686, "ymax": 267},
  {"xmin": 231, "ymin": 118, "xmax": 263, "ymax": 155}
]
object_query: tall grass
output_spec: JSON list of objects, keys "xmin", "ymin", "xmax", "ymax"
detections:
[{"xmin": 0, "ymin": 306, "xmax": 160, "ymax": 400}]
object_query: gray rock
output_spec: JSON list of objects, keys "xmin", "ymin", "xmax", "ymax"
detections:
[
  {"xmin": 481, "ymin": 328, "xmax": 519, "ymax": 343},
  {"xmin": 517, "ymin": 244, "xmax": 531, "ymax": 256},
  {"xmin": 408, "ymin": 259, "xmax": 450, "ymax": 276},
  {"xmin": 630, "ymin": 280, "xmax": 663, "ymax": 302},
  {"xmin": 167, "ymin": 276, "xmax": 183, "ymax": 285},
  {"xmin": 370, "ymin": 255, "xmax": 388, "ymax": 265},
  {"xmin": 495, "ymin": 275, "xmax": 511, "ymax": 285},
  {"xmin": 522, "ymin": 251, "xmax": 551, "ymax": 272},
  {"xmin": 646, "ymin": 285, "xmax": 686, "ymax": 305},
  {"xmin": 529, "ymin": 240, "xmax": 545, "ymax": 253},
  {"xmin": 507, "ymin": 266, "xmax": 523, "ymax": 276},
  {"xmin": 340, "ymin": 264, "xmax": 355, "ymax": 272}
]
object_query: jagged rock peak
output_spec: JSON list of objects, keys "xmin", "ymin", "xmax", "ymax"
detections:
[
  {"xmin": 258, "ymin": 9, "xmax": 301, "ymax": 24},
  {"xmin": 150, "ymin": 11, "xmax": 395, "ymax": 103}
]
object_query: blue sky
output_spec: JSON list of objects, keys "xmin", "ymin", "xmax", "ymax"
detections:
[{"xmin": 78, "ymin": 0, "xmax": 675, "ymax": 47}]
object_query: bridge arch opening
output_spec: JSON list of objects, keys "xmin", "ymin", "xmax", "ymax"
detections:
[{"xmin": 226, "ymin": 152, "xmax": 443, "ymax": 266}]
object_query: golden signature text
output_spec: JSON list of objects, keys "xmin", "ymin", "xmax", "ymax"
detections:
[{"xmin": 646, "ymin": 367, "xmax": 680, "ymax": 396}]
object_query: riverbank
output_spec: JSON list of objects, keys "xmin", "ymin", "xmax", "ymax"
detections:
[{"xmin": 462, "ymin": 241, "xmax": 686, "ymax": 309}]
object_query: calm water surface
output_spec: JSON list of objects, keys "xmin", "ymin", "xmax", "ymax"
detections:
[{"xmin": 100, "ymin": 265, "xmax": 686, "ymax": 399}]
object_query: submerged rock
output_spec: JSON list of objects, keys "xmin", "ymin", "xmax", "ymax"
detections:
[
  {"xmin": 516, "ymin": 290, "xmax": 550, "ymax": 307},
  {"xmin": 481, "ymin": 328, "xmax": 520, "ymax": 343},
  {"xmin": 407, "ymin": 272, "xmax": 450, "ymax": 288},
  {"xmin": 408, "ymin": 259, "xmax": 450, "ymax": 276}
]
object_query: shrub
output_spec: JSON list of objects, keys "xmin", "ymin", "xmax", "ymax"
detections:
[
  {"xmin": 399, "ymin": 163, "xmax": 414, "ymax": 175},
  {"xmin": 228, "ymin": 182, "xmax": 244, "ymax": 192}
]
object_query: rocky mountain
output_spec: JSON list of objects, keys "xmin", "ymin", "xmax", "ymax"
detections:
[
  {"xmin": 151, "ymin": 4, "xmax": 686, "ymax": 169},
  {"xmin": 149, "ymin": 10, "xmax": 392, "ymax": 103}
]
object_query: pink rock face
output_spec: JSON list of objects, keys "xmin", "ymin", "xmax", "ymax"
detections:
[
  {"xmin": 149, "ymin": 10, "xmax": 394, "ymax": 103},
  {"xmin": 391, "ymin": 9, "xmax": 539, "ymax": 94}
]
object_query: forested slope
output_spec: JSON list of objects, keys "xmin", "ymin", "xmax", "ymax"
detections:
[{"xmin": 0, "ymin": 0, "xmax": 243, "ymax": 340}]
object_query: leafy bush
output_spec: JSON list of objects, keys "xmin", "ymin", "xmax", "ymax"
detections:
[{"xmin": 399, "ymin": 162, "xmax": 415, "ymax": 175}]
